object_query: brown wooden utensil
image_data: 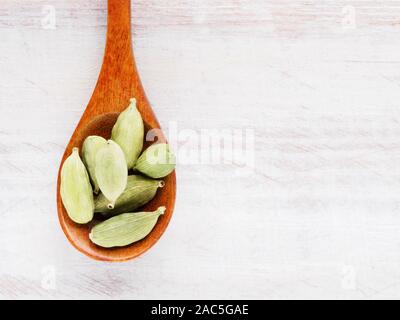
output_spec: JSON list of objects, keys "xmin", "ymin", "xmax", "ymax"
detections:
[{"xmin": 56, "ymin": 0, "xmax": 176, "ymax": 262}]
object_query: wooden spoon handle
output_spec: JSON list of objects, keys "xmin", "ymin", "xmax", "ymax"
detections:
[
  {"xmin": 105, "ymin": 0, "xmax": 133, "ymax": 60},
  {"xmin": 87, "ymin": 0, "xmax": 142, "ymax": 115}
]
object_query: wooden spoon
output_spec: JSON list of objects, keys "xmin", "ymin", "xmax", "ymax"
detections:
[{"xmin": 56, "ymin": 0, "xmax": 176, "ymax": 262}]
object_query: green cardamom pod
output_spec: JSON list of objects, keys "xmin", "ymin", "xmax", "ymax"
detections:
[
  {"xmin": 60, "ymin": 148, "xmax": 94, "ymax": 224},
  {"xmin": 82, "ymin": 135, "xmax": 107, "ymax": 194},
  {"xmin": 89, "ymin": 206, "xmax": 166, "ymax": 248},
  {"xmin": 95, "ymin": 175, "xmax": 164, "ymax": 217},
  {"xmin": 95, "ymin": 140, "xmax": 128, "ymax": 209},
  {"xmin": 134, "ymin": 143, "xmax": 176, "ymax": 178},
  {"xmin": 111, "ymin": 98, "xmax": 144, "ymax": 169}
]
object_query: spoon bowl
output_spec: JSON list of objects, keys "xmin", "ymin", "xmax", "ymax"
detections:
[{"xmin": 56, "ymin": 0, "xmax": 176, "ymax": 262}]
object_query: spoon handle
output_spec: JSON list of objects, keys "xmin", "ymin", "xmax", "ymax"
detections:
[
  {"xmin": 105, "ymin": 0, "xmax": 133, "ymax": 61},
  {"xmin": 88, "ymin": 0, "xmax": 142, "ymax": 115}
]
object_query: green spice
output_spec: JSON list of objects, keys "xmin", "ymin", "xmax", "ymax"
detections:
[
  {"xmin": 82, "ymin": 135, "xmax": 107, "ymax": 194},
  {"xmin": 89, "ymin": 207, "xmax": 166, "ymax": 248},
  {"xmin": 134, "ymin": 143, "xmax": 176, "ymax": 178},
  {"xmin": 111, "ymin": 98, "xmax": 144, "ymax": 169},
  {"xmin": 61, "ymin": 148, "xmax": 94, "ymax": 224},
  {"xmin": 95, "ymin": 140, "xmax": 128, "ymax": 209},
  {"xmin": 95, "ymin": 175, "xmax": 164, "ymax": 217}
]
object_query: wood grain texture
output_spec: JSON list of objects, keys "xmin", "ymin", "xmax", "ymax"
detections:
[
  {"xmin": 2, "ymin": 0, "xmax": 400, "ymax": 299},
  {"xmin": 56, "ymin": 0, "xmax": 176, "ymax": 262}
]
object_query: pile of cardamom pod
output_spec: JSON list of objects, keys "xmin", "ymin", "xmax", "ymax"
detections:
[{"xmin": 60, "ymin": 98, "xmax": 175, "ymax": 248}]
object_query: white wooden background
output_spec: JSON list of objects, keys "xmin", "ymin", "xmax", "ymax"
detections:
[{"xmin": 1, "ymin": 0, "xmax": 400, "ymax": 299}]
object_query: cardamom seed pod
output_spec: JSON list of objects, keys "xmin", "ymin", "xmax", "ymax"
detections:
[
  {"xmin": 82, "ymin": 135, "xmax": 107, "ymax": 194},
  {"xmin": 60, "ymin": 148, "xmax": 94, "ymax": 224},
  {"xmin": 89, "ymin": 206, "xmax": 166, "ymax": 248},
  {"xmin": 111, "ymin": 98, "xmax": 144, "ymax": 169},
  {"xmin": 95, "ymin": 175, "xmax": 164, "ymax": 217},
  {"xmin": 95, "ymin": 140, "xmax": 128, "ymax": 209},
  {"xmin": 134, "ymin": 143, "xmax": 176, "ymax": 178}
]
